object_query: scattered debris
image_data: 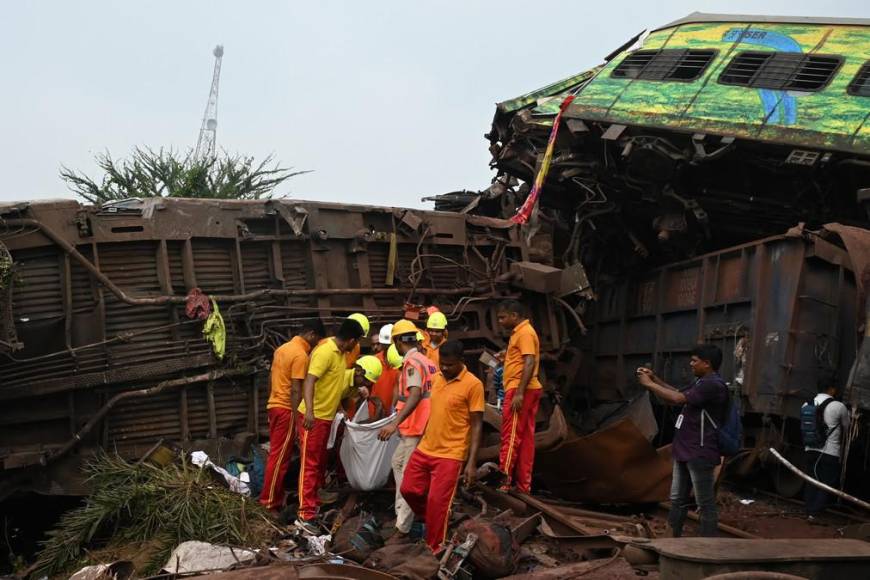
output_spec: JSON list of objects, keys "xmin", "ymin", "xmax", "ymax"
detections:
[
  {"xmin": 162, "ymin": 541, "xmax": 257, "ymax": 574},
  {"xmin": 69, "ymin": 561, "xmax": 134, "ymax": 580},
  {"xmin": 32, "ymin": 453, "xmax": 275, "ymax": 578},
  {"xmin": 191, "ymin": 450, "xmax": 251, "ymax": 495}
]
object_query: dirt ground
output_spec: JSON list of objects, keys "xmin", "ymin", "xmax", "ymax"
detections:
[{"xmin": 612, "ymin": 485, "xmax": 863, "ymax": 542}]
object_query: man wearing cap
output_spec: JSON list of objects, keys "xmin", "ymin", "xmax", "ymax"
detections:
[
  {"xmin": 400, "ymin": 340, "xmax": 484, "ymax": 552},
  {"xmin": 423, "ymin": 310, "xmax": 448, "ymax": 369},
  {"xmin": 345, "ymin": 313, "xmax": 369, "ymax": 367},
  {"xmin": 496, "ymin": 300, "xmax": 543, "ymax": 493},
  {"xmin": 260, "ymin": 320, "xmax": 325, "ymax": 512},
  {"xmin": 368, "ymin": 324, "xmax": 399, "ymax": 419},
  {"xmin": 378, "ymin": 319, "xmax": 437, "ymax": 542},
  {"xmin": 296, "ymin": 318, "xmax": 378, "ymax": 531}
]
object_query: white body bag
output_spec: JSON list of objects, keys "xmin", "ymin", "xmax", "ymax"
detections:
[{"xmin": 339, "ymin": 403, "xmax": 400, "ymax": 491}]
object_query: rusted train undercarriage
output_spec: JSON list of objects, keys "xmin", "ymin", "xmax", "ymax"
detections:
[{"xmin": 0, "ymin": 198, "xmax": 585, "ymax": 499}]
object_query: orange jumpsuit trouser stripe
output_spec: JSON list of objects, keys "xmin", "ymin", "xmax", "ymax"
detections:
[
  {"xmin": 259, "ymin": 407, "xmax": 296, "ymax": 510},
  {"xmin": 399, "ymin": 448, "xmax": 463, "ymax": 552},
  {"xmin": 499, "ymin": 388, "xmax": 542, "ymax": 493},
  {"xmin": 297, "ymin": 414, "xmax": 332, "ymax": 520}
]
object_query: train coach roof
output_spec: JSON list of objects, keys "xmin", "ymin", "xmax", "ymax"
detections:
[{"xmin": 656, "ymin": 12, "xmax": 870, "ymax": 31}]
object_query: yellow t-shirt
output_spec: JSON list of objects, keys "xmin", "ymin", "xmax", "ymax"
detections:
[
  {"xmin": 317, "ymin": 337, "xmax": 360, "ymax": 369},
  {"xmin": 418, "ymin": 367, "xmax": 485, "ymax": 461},
  {"xmin": 504, "ymin": 319, "xmax": 542, "ymax": 390},
  {"xmin": 298, "ymin": 339, "xmax": 355, "ymax": 420}
]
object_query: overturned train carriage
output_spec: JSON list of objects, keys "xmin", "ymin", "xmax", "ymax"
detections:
[
  {"xmin": 467, "ymin": 12, "xmax": 870, "ymax": 494},
  {"xmin": 0, "ymin": 198, "xmax": 565, "ymax": 498}
]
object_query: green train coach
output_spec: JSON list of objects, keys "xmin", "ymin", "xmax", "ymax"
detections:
[{"xmin": 487, "ymin": 13, "xmax": 870, "ymax": 262}]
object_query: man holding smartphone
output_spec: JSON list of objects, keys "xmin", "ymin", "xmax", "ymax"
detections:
[{"xmin": 636, "ymin": 344, "xmax": 727, "ymax": 537}]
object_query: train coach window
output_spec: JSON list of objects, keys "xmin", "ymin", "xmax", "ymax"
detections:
[
  {"xmin": 848, "ymin": 61, "xmax": 870, "ymax": 97},
  {"xmin": 611, "ymin": 49, "xmax": 717, "ymax": 82},
  {"xmin": 718, "ymin": 51, "xmax": 843, "ymax": 91}
]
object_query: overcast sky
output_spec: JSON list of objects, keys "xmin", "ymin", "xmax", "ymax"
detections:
[{"xmin": 1, "ymin": 1, "xmax": 865, "ymax": 208}]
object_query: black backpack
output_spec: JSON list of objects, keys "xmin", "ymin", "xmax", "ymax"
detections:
[{"xmin": 800, "ymin": 397, "xmax": 837, "ymax": 448}]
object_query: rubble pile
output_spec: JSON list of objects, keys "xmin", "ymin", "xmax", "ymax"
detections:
[{"xmin": 32, "ymin": 452, "xmax": 277, "ymax": 578}]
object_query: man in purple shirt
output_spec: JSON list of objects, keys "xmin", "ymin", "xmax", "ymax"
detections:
[{"xmin": 637, "ymin": 344, "xmax": 727, "ymax": 537}]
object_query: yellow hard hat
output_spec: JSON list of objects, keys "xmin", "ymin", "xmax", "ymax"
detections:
[
  {"xmin": 348, "ymin": 313, "xmax": 370, "ymax": 337},
  {"xmin": 416, "ymin": 331, "xmax": 425, "ymax": 342},
  {"xmin": 427, "ymin": 312, "xmax": 448, "ymax": 330},
  {"xmin": 391, "ymin": 319, "xmax": 417, "ymax": 338},
  {"xmin": 355, "ymin": 355, "xmax": 383, "ymax": 383},
  {"xmin": 386, "ymin": 344, "xmax": 403, "ymax": 369}
]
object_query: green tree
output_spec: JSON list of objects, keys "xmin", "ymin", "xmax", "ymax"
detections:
[{"xmin": 60, "ymin": 148, "xmax": 308, "ymax": 204}]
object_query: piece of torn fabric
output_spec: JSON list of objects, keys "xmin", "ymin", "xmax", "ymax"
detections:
[
  {"xmin": 203, "ymin": 299, "xmax": 226, "ymax": 359},
  {"xmin": 185, "ymin": 287, "xmax": 211, "ymax": 320},
  {"xmin": 511, "ymin": 95, "xmax": 575, "ymax": 225}
]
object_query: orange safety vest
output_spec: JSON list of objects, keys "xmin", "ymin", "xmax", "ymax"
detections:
[{"xmin": 396, "ymin": 349, "xmax": 436, "ymax": 437}]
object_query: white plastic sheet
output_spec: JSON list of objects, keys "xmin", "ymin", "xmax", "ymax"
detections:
[{"xmin": 339, "ymin": 404, "xmax": 400, "ymax": 491}]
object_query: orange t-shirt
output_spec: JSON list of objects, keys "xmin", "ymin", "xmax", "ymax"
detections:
[
  {"xmin": 418, "ymin": 367, "xmax": 485, "ymax": 461},
  {"xmin": 368, "ymin": 350, "xmax": 398, "ymax": 418},
  {"xmin": 503, "ymin": 319, "xmax": 542, "ymax": 390},
  {"xmin": 267, "ymin": 336, "xmax": 312, "ymax": 410}
]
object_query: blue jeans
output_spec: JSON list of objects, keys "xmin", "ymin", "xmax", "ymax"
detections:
[
  {"xmin": 668, "ymin": 459, "xmax": 718, "ymax": 537},
  {"xmin": 804, "ymin": 450, "xmax": 840, "ymax": 515}
]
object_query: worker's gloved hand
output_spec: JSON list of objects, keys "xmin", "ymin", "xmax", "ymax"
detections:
[{"xmin": 378, "ymin": 422, "xmax": 398, "ymax": 441}]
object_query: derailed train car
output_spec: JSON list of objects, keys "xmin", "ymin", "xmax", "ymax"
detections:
[
  {"xmin": 450, "ymin": 13, "xmax": 870, "ymax": 492},
  {"xmin": 0, "ymin": 198, "xmax": 572, "ymax": 498}
]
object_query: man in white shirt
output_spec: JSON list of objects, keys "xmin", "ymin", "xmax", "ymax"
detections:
[{"xmin": 803, "ymin": 384, "xmax": 850, "ymax": 518}]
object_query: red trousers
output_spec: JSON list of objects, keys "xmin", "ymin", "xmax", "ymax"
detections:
[
  {"xmin": 400, "ymin": 449, "xmax": 463, "ymax": 552},
  {"xmin": 297, "ymin": 415, "xmax": 332, "ymax": 520},
  {"xmin": 260, "ymin": 407, "xmax": 296, "ymax": 510},
  {"xmin": 499, "ymin": 388, "xmax": 542, "ymax": 493}
]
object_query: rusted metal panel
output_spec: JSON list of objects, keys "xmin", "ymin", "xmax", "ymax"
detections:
[
  {"xmin": 635, "ymin": 538, "xmax": 870, "ymax": 579},
  {"xmin": 585, "ymin": 234, "xmax": 859, "ymax": 418},
  {"xmin": 535, "ymin": 417, "xmax": 673, "ymax": 504}
]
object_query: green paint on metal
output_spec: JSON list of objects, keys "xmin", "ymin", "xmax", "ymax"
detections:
[
  {"xmin": 496, "ymin": 68, "xmax": 599, "ymax": 114},
  {"xmin": 498, "ymin": 19, "xmax": 870, "ymax": 153}
]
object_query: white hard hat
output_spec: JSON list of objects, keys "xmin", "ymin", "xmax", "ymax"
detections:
[{"xmin": 378, "ymin": 324, "xmax": 394, "ymax": 345}]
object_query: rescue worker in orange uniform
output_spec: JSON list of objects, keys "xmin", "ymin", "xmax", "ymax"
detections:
[
  {"xmin": 400, "ymin": 340, "xmax": 484, "ymax": 552},
  {"xmin": 422, "ymin": 311, "xmax": 448, "ymax": 369},
  {"xmin": 378, "ymin": 319, "xmax": 436, "ymax": 541},
  {"xmin": 368, "ymin": 324, "xmax": 399, "ymax": 418},
  {"xmin": 496, "ymin": 300, "xmax": 543, "ymax": 493},
  {"xmin": 260, "ymin": 320, "xmax": 325, "ymax": 512},
  {"xmin": 296, "ymin": 319, "xmax": 379, "ymax": 531}
]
